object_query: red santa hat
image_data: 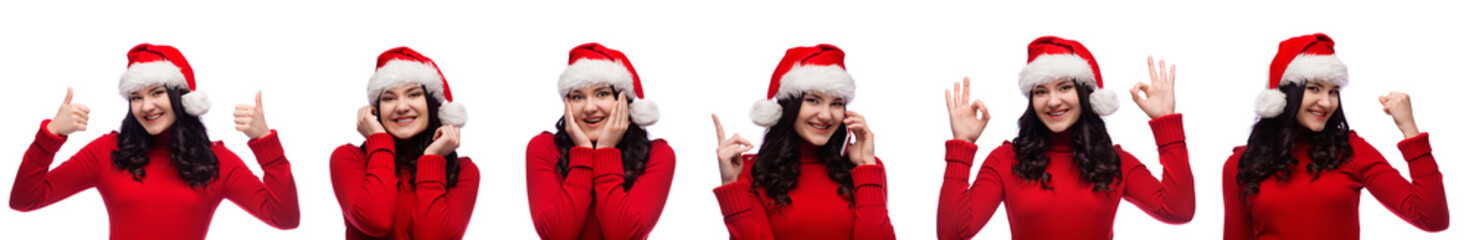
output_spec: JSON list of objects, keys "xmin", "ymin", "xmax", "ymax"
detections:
[
  {"xmin": 367, "ymin": 47, "xmax": 467, "ymax": 127},
  {"xmin": 1018, "ymin": 36, "xmax": 1118, "ymax": 116},
  {"xmin": 749, "ymin": 44, "xmax": 856, "ymax": 127},
  {"xmin": 558, "ymin": 43, "xmax": 659, "ymax": 126},
  {"xmin": 119, "ymin": 43, "xmax": 210, "ymax": 116},
  {"xmin": 1256, "ymin": 33, "xmax": 1348, "ymax": 117}
]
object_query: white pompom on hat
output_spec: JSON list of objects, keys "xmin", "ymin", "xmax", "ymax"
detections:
[
  {"xmin": 367, "ymin": 47, "xmax": 467, "ymax": 127},
  {"xmin": 558, "ymin": 43, "xmax": 659, "ymax": 126},
  {"xmin": 749, "ymin": 44, "xmax": 856, "ymax": 127},
  {"xmin": 118, "ymin": 43, "xmax": 210, "ymax": 116},
  {"xmin": 1256, "ymin": 33, "xmax": 1348, "ymax": 118},
  {"xmin": 1017, "ymin": 36, "xmax": 1118, "ymax": 116}
]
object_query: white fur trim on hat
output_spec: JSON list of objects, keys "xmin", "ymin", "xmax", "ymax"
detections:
[
  {"xmin": 118, "ymin": 61, "xmax": 189, "ymax": 98},
  {"xmin": 439, "ymin": 101, "xmax": 467, "ymax": 127},
  {"xmin": 1018, "ymin": 54, "xmax": 1097, "ymax": 97},
  {"xmin": 1280, "ymin": 54, "xmax": 1348, "ymax": 88},
  {"xmin": 629, "ymin": 100, "xmax": 659, "ymax": 126},
  {"xmin": 774, "ymin": 64, "xmax": 856, "ymax": 101},
  {"xmin": 368, "ymin": 59, "xmax": 446, "ymax": 104},
  {"xmin": 559, "ymin": 59, "xmax": 637, "ymax": 99},
  {"xmin": 750, "ymin": 99, "xmax": 782, "ymax": 127},
  {"xmin": 1255, "ymin": 88, "xmax": 1288, "ymax": 118},
  {"xmin": 1088, "ymin": 88, "xmax": 1118, "ymax": 116}
]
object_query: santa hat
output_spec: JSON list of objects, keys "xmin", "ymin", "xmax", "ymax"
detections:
[
  {"xmin": 749, "ymin": 44, "xmax": 856, "ymax": 127},
  {"xmin": 367, "ymin": 47, "xmax": 467, "ymax": 127},
  {"xmin": 558, "ymin": 43, "xmax": 659, "ymax": 126},
  {"xmin": 1256, "ymin": 33, "xmax": 1348, "ymax": 118},
  {"xmin": 119, "ymin": 43, "xmax": 210, "ymax": 116},
  {"xmin": 1018, "ymin": 36, "xmax": 1119, "ymax": 116}
]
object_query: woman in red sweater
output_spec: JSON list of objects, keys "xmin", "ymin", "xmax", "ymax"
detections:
[
  {"xmin": 936, "ymin": 36, "xmax": 1194, "ymax": 240},
  {"xmin": 1222, "ymin": 33, "xmax": 1449, "ymax": 240},
  {"xmin": 711, "ymin": 44, "xmax": 895, "ymax": 240},
  {"xmin": 526, "ymin": 43, "xmax": 676, "ymax": 240},
  {"xmin": 10, "ymin": 43, "xmax": 300, "ymax": 240},
  {"xmin": 330, "ymin": 47, "xmax": 481, "ymax": 239}
]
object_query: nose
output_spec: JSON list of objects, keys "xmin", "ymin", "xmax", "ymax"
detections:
[
  {"xmin": 141, "ymin": 97, "xmax": 159, "ymax": 112},
  {"xmin": 1314, "ymin": 95, "xmax": 1334, "ymax": 109},
  {"xmin": 581, "ymin": 100, "xmax": 599, "ymax": 115},
  {"xmin": 392, "ymin": 100, "xmax": 411, "ymax": 114},
  {"xmin": 814, "ymin": 108, "xmax": 833, "ymax": 122},
  {"xmin": 1045, "ymin": 94, "xmax": 1063, "ymax": 109}
]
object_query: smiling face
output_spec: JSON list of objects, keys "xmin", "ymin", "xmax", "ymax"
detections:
[
  {"xmin": 129, "ymin": 85, "xmax": 176, "ymax": 136},
  {"xmin": 378, "ymin": 84, "xmax": 431, "ymax": 139},
  {"xmin": 1031, "ymin": 78, "xmax": 1083, "ymax": 133},
  {"xmin": 566, "ymin": 84, "xmax": 620, "ymax": 142},
  {"xmin": 1296, "ymin": 81, "xmax": 1340, "ymax": 132},
  {"xmin": 794, "ymin": 92, "xmax": 846, "ymax": 146}
]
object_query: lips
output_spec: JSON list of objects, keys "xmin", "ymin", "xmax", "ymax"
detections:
[
  {"xmin": 144, "ymin": 113, "xmax": 162, "ymax": 123},
  {"xmin": 392, "ymin": 116, "xmax": 417, "ymax": 126},
  {"xmin": 809, "ymin": 121, "xmax": 832, "ymax": 134},
  {"xmin": 1307, "ymin": 109, "xmax": 1328, "ymax": 120},
  {"xmin": 583, "ymin": 116, "xmax": 604, "ymax": 128},
  {"xmin": 1045, "ymin": 109, "xmax": 1069, "ymax": 120}
]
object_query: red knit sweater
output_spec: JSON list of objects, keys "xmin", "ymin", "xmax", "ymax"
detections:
[
  {"xmin": 525, "ymin": 132, "xmax": 676, "ymax": 240},
  {"xmin": 937, "ymin": 114, "xmax": 1193, "ymax": 240},
  {"xmin": 713, "ymin": 144, "xmax": 895, "ymax": 240},
  {"xmin": 330, "ymin": 132, "xmax": 481, "ymax": 240},
  {"xmin": 1222, "ymin": 131, "xmax": 1448, "ymax": 240},
  {"xmin": 10, "ymin": 120, "xmax": 300, "ymax": 240}
]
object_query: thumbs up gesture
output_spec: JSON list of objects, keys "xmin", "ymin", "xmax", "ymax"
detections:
[
  {"xmin": 234, "ymin": 91, "xmax": 271, "ymax": 139},
  {"xmin": 47, "ymin": 87, "xmax": 90, "ymax": 136}
]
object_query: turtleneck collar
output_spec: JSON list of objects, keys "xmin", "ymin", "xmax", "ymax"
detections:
[
  {"xmin": 798, "ymin": 140, "xmax": 823, "ymax": 163},
  {"xmin": 1047, "ymin": 129, "xmax": 1074, "ymax": 153}
]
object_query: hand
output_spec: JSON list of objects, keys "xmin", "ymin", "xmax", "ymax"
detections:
[
  {"xmin": 946, "ymin": 77, "xmax": 989, "ymax": 143},
  {"xmin": 234, "ymin": 91, "xmax": 271, "ymax": 139},
  {"xmin": 356, "ymin": 106, "xmax": 385, "ymax": 138},
  {"xmin": 1130, "ymin": 56, "xmax": 1177, "ymax": 119},
  {"xmin": 564, "ymin": 100, "xmax": 593, "ymax": 148},
  {"xmin": 47, "ymin": 87, "xmax": 90, "ymax": 136},
  {"xmin": 424, "ymin": 125, "xmax": 461, "ymax": 157},
  {"xmin": 843, "ymin": 111, "xmax": 876, "ymax": 166},
  {"xmin": 595, "ymin": 92, "xmax": 630, "ymax": 149},
  {"xmin": 1379, "ymin": 92, "xmax": 1419, "ymax": 139},
  {"xmin": 713, "ymin": 114, "xmax": 753, "ymax": 185}
]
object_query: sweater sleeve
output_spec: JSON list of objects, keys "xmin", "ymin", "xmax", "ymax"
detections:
[
  {"xmin": 329, "ymin": 133, "xmax": 400, "ymax": 237},
  {"xmin": 219, "ymin": 129, "xmax": 301, "ymax": 229},
  {"xmin": 1120, "ymin": 113, "xmax": 1195, "ymax": 224},
  {"xmin": 412, "ymin": 156, "xmax": 480, "ymax": 240},
  {"xmin": 526, "ymin": 133, "xmax": 595, "ymax": 240},
  {"xmin": 713, "ymin": 155, "xmax": 775, "ymax": 240},
  {"xmin": 592, "ymin": 140, "xmax": 676, "ymax": 240},
  {"xmin": 936, "ymin": 140, "xmax": 1006, "ymax": 240},
  {"xmin": 9, "ymin": 120, "xmax": 102, "ymax": 211},
  {"xmin": 1355, "ymin": 133, "xmax": 1449, "ymax": 231},
  {"xmin": 1221, "ymin": 150, "xmax": 1254, "ymax": 240},
  {"xmin": 851, "ymin": 158, "xmax": 896, "ymax": 240}
]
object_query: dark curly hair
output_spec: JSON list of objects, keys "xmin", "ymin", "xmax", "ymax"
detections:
[
  {"xmin": 360, "ymin": 84, "xmax": 463, "ymax": 188},
  {"xmin": 1235, "ymin": 83, "xmax": 1352, "ymax": 196},
  {"xmin": 751, "ymin": 94, "xmax": 856, "ymax": 207},
  {"xmin": 112, "ymin": 87, "xmax": 219, "ymax": 188},
  {"xmin": 553, "ymin": 88, "xmax": 654, "ymax": 190},
  {"xmin": 1011, "ymin": 79, "xmax": 1121, "ymax": 192}
]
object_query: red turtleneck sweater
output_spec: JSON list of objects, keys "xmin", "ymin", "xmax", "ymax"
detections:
[
  {"xmin": 330, "ymin": 132, "xmax": 481, "ymax": 239},
  {"xmin": 10, "ymin": 120, "xmax": 300, "ymax": 240},
  {"xmin": 1222, "ymin": 131, "xmax": 1448, "ymax": 240},
  {"xmin": 713, "ymin": 143, "xmax": 895, "ymax": 240},
  {"xmin": 525, "ymin": 132, "xmax": 677, "ymax": 240},
  {"xmin": 937, "ymin": 114, "xmax": 1193, "ymax": 240}
]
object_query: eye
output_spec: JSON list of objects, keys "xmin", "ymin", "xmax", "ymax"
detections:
[
  {"xmin": 152, "ymin": 90, "xmax": 166, "ymax": 96},
  {"xmin": 129, "ymin": 96, "xmax": 143, "ymax": 101},
  {"xmin": 408, "ymin": 91, "xmax": 423, "ymax": 98},
  {"xmin": 568, "ymin": 94, "xmax": 585, "ymax": 101},
  {"xmin": 1032, "ymin": 90, "xmax": 1047, "ymax": 95},
  {"xmin": 804, "ymin": 97, "xmax": 819, "ymax": 104},
  {"xmin": 1329, "ymin": 89, "xmax": 1340, "ymax": 95},
  {"xmin": 380, "ymin": 96, "xmax": 395, "ymax": 102},
  {"xmin": 1060, "ymin": 85, "xmax": 1074, "ymax": 91},
  {"xmin": 830, "ymin": 101, "xmax": 845, "ymax": 107}
]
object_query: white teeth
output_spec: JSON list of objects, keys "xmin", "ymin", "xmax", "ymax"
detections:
[
  {"xmin": 145, "ymin": 114, "xmax": 161, "ymax": 120},
  {"xmin": 811, "ymin": 123, "xmax": 830, "ymax": 130},
  {"xmin": 1047, "ymin": 110, "xmax": 1067, "ymax": 116},
  {"xmin": 394, "ymin": 117, "xmax": 415, "ymax": 123},
  {"xmin": 1310, "ymin": 111, "xmax": 1325, "ymax": 116},
  {"xmin": 584, "ymin": 118, "xmax": 603, "ymax": 124}
]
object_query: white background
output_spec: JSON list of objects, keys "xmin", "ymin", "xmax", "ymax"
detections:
[{"xmin": 1, "ymin": 0, "xmax": 1465, "ymax": 239}]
